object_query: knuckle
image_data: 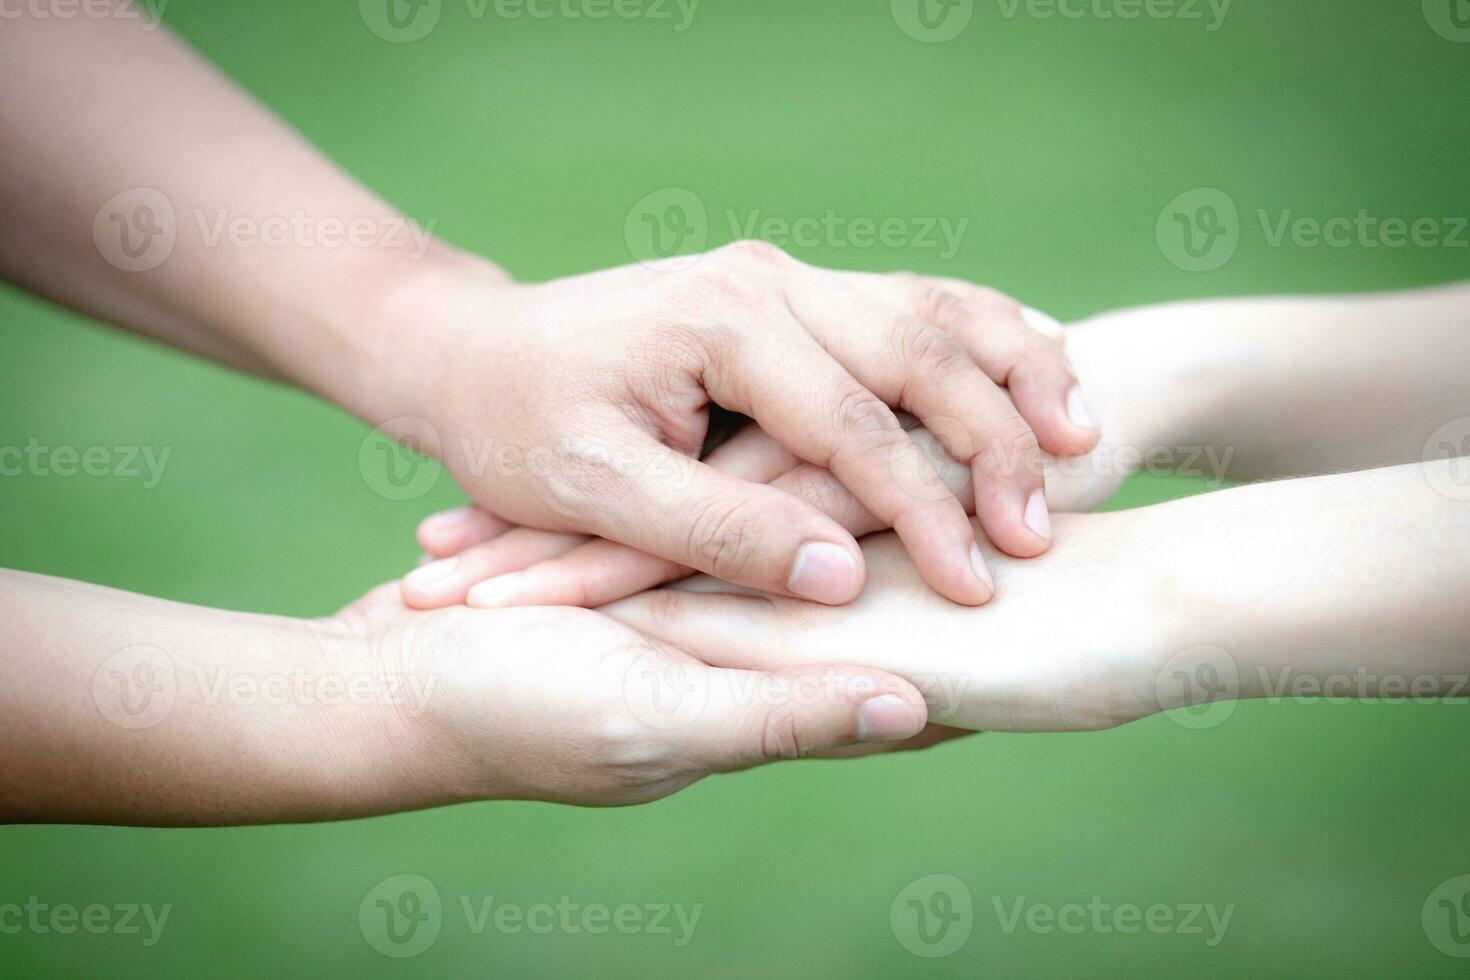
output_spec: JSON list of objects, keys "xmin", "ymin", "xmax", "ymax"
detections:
[
  {"xmin": 912, "ymin": 283, "xmax": 969, "ymax": 329},
  {"xmin": 685, "ymin": 494, "xmax": 766, "ymax": 579},
  {"xmin": 757, "ymin": 701, "xmax": 807, "ymax": 760},
  {"xmin": 832, "ymin": 388, "xmax": 900, "ymax": 448},
  {"xmin": 671, "ymin": 264, "xmax": 770, "ymax": 319},
  {"xmin": 786, "ymin": 467, "xmax": 853, "ymax": 521},
  {"xmin": 894, "ymin": 317, "xmax": 969, "ymax": 380},
  {"xmin": 969, "ymin": 285, "xmax": 1023, "ymax": 316},
  {"xmin": 973, "ymin": 413, "xmax": 1042, "ymax": 481},
  {"xmin": 541, "ymin": 438, "xmax": 627, "ymax": 522},
  {"xmin": 720, "ymin": 238, "xmax": 792, "ymax": 267}
]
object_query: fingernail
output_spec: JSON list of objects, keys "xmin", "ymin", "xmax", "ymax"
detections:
[
  {"xmin": 857, "ymin": 695, "xmax": 922, "ymax": 742},
  {"xmin": 467, "ymin": 572, "xmax": 525, "ymax": 608},
  {"xmin": 787, "ymin": 542, "xmax": 860, "ymax": 604},
  {"xmin": 1019, "ymin": 305, "xmax": 1063, "ymax": 336},
  {"xmin": 406, "ymin": 557, "xmax": 458, "ymax": 590},
  {"xmin": 1066, "ymin": 385, "xmax": 1098, "ymax": 430},
  {"xmin": 1024, "ymin": 489, "xmax": 1051, "ymax": 541},
  {"xmin": 970, "ymin": 543, "xmax": 993, "ymax": 596}
]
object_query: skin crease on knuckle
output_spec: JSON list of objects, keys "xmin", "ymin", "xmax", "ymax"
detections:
[
  {"xmin": 831, "ymin": 387, "xmax": 902, "ymax": 456},
  {"xmin": 757, "ymin": 701, "xmax": 809, "ymax": 761},
  {"xmin": 685, "ymin": 495, "xmax": 769, "ymax": 582},
  {"xmin": 972, "ymin": 412, "xmax": 1044, "ymax": 488}
]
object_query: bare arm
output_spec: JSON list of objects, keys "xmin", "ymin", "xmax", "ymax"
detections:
[
  {"xmin": 0, "ymin": 570, "xmax": 928, "ymax": 826},
  {"xmin": 1068, "ymin": 283, "xmax": 1470, "ymax": 482},
  {"xmin": 608, "ymin": 460, "xmax": 1470, "ymax": 731}
]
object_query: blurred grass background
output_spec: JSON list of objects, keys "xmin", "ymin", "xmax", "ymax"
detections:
[{"xmin": 2, "ymin": 0, "xmax": 1468, "ymax": 976}]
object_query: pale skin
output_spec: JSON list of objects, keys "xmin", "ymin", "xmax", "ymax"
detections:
[
  {"xmin": 416, "ymin": 286, "xmax": 1470, "ymax": 729},
  {"xmin": 405, "ymin": 283, "xmax": 1470, "ymax": 610},
  {"xmin": 0, "ymin": 572, "xmax": 937, "ymax": 826},
  {"xmin": 0, "ymin": 8, "xmax": 1104, "ymax": 608},
  {"xmin": 3, "ymin": 289, "xmax": 1466, "ymax": 822},
  {"xmin": 2, "ymin": 7, "xmax": 1467, "ymax": 825}
]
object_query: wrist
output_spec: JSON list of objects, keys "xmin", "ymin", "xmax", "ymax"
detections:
[
  {"xmin": 1067, "ymin": 308, "xmax": 1194, "ymax": 454},
  {"xmin": 299, "ymin": 608, "xmax": 483, "ymax": 815},
  {"xmin": 295, "ymin": 241, "xmax": 515, "ymax": 427}
]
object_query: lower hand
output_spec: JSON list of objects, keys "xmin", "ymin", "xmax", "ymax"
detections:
[
  {"xmin": 600, "ymin": 512, "xmax": 1174, "ymax": 734},
  {"xmin": 330, "ymin": 582, "xmax": 936, "ymax": 807}
]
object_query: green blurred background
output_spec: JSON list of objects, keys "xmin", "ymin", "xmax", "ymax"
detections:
[{"xmin": 2, "ymin": 0, "xmax": 1468, "ymax": 975}]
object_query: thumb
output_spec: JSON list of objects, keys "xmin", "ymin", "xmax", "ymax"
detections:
[
  {"xmin": 583, "ymin": 434, "xmax": 868, "ymax": 605},
  {"xmin": 680, "ymin": 664, "xmax": 929, "ymax": 772}
]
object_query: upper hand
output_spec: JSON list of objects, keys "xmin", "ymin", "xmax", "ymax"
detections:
[{"xmin": 383, "ymin": 246, "xmax": 1099, "ymax": 608}]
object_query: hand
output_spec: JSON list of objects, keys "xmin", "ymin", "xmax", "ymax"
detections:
[
  {"xmin": 380, "ymin": 247, "xmax": 1100, "ymax": 607},
  {"xmin": 328, "ymin": 582, "xmax": 938, "ymax": 807},
  {"xmin": 398, "ymin": 318, "xmax": 1141, "ymax": 610},
  {"xmin": 599, "ymin": 513, "xmax": 1174, "ymax": 734}
]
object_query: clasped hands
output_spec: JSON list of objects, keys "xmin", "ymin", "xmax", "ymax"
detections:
[{"xmin": 332, "ymin": 245, "xmax": 1156, "ymax": 808}]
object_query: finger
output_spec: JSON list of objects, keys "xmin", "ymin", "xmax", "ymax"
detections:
[
  {"xmin": 416, "ymin": 505, "xmax": 513, "ymax": 558},
  {"xmin": 844, "ymin": 272, "xmax": 1097, "ymax": 456},
  {"xmin": 678, "ymin": 663, "xmax": 929, "ymax": 772},
  {"xmin": 400, "ymin": 527, "xmax": 586, "ymax": 608},
  {"xmin": 1019, "ymin": 305, "xmax": 1066, "ymax": 345},
  {"xmin": 904, "ymin": 275, "xmax": 1098, "ymax": 456},
  {"xmin": 603, "ymin": 590, "xmax": 791, "ymax": 668},
  {"xmin": 788, "ymin": 275, "xmax": 1051, "ymax": 561},
  {"xmin": 813, "ymin": 724, "xmax": 979, "ymax": 759},
  {"xmin": 468, "ymin": 537, "xmax": 690, "ymax": 609},
  {"xmin": 464, "ymin": 425, "xmax": 799, "ymax": 609},
  {"xmin": 569, "ymin": 429, "xmax": 870, "ymax": 605},
  {"xmin": 706, "ymin": 324, "xmax": 992, "ymax": 604}
]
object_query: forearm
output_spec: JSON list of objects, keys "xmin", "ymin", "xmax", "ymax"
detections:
[
  {"xmin": 0, "ymin": 9, "xmax": 500, "ymax": 419},
  {"xmin": 1156, "ymin": 461, "xmax": 1470, "ymax": 704},
  {"xmin": 1069, "ymin": 283, "xmax": 1470, "ymax": 482},
  {"xmin": 0, "ymin": 570, "xmax": 444, "ymax": 826}
]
